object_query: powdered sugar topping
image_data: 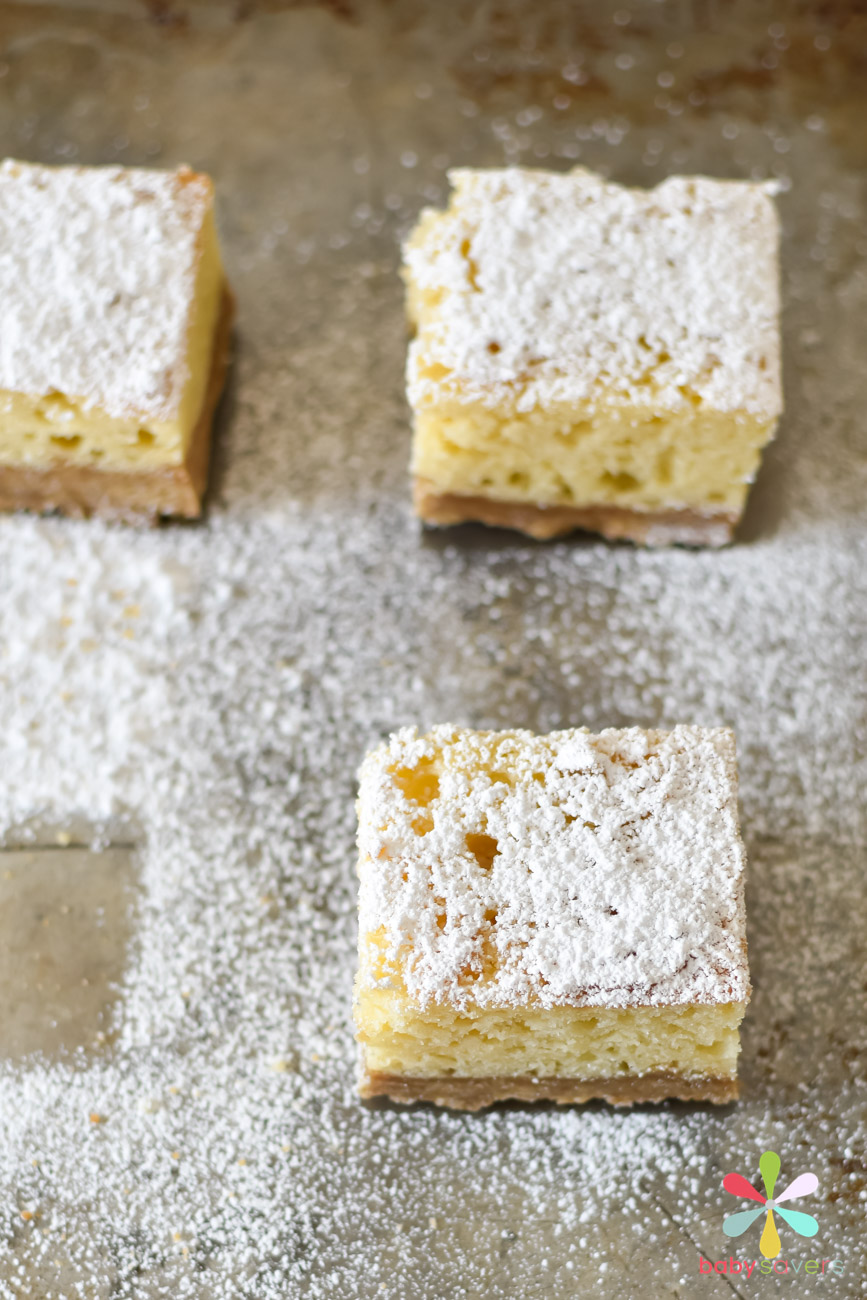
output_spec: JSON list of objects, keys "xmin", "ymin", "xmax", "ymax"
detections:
[
  {"xmin": 357, "ymin": 724, "xmax": 749, "ymax": 1010},
  {"xmin": 405, "ymin": 167, "xmax": 782, "ymax": 417},
  {"xmin": 0, "ymin": 161, "xmax": 212, "ymax": 421},
  {"xmin": 0, "ymin": 15, "xmax": 865, "ymax": 1293}
]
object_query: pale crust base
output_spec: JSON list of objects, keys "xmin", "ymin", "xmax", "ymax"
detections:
[
  {"xmin": 0, "ymin": 285, "xmax": 235, "ymax": 524},
  {"xmin": 361, "ymin": 1068, "xmax": 739, "ymax": 1111},
  {"xmin": 413, "ymin": 476, "xmax": 738, "ymax": 547}
]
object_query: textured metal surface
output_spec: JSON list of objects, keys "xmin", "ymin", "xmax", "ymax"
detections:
[
  {"xmin": 0, "ymin": 2, "xmax": 866, "ymax": 1296},
  {"xmin": 0, "ymin": 848, "xmax": 135, "ymax": 1061}
]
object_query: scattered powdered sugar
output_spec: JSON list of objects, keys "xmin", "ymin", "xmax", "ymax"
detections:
[
  {"xmin": 405, "ymin": 167, "xmax": 782, "ymax": 417},
  {"xmin": 0, "ymin": 17, "xmax": 865, "ymax": 1298},
  {"xmin": 1, "ymin": 506, "xmax": 739, "ymax": 1298},
  {"xmin": 357, "ymin": 724, "xmax": 748, "ymax": 1009},
  {"xmin": 0, "ymin": 162, "xmax": 211, "ymax": 422}
]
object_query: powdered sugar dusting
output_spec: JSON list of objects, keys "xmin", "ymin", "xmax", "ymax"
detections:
[
  {"xmin": 357, "ymin": 724, "xmax": 749, "ymax": 1009},
  {"xmin": 405, "ymin": 167, "xmax": 782, "ymax": 417},
  {"xmin": 0, "ymin": 7, "xmax": 865, "ymax": 1297},
  {"xmin": 0, "ymin": 161, "xmax": 212, "ymax": 421}
]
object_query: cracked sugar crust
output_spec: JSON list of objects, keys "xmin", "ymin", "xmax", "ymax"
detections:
[
  {"xmin": 0, "ymin": 160, "xmax": 213, "ymax": 422},
  {"xmin": 404, "ymin": 167, "xmax": 782, "ymax": 418},
  {"xmin": 357, "ymin": 725, "xmax": 750, "ymax": 1012}
]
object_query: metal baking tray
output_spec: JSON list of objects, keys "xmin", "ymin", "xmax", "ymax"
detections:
[{"xmin": 0, "ymin": 2, "xmax": 864, "ymax": 1296}]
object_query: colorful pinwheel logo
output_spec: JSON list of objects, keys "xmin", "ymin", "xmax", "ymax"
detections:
[{"xmin": 723, "ymin": 1150, "xmax": 819, "ymax": 1259}]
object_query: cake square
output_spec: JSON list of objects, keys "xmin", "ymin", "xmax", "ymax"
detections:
[
  {"xmin": 403, "ymin": 167, "xmax": 782, "ymax": 546},
  {"xmin": 354, "ymin": 724, "xmax": 750, "ymax": 1110},
  {"xmin": 0, "ymin": 160, "xmax": 233, "ymax": 522}
]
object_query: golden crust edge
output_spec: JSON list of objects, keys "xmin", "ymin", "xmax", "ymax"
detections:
[
  {"xmin": 360, "ymin": 1066, "xmax": 740, "ymax": 1111},
  {"xmin": 412, "ymin": 476, "xmax": 739, "ymax": 546}
]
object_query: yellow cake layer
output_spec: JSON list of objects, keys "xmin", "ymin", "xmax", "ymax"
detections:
[
  {"xmin": 411, "ymin": 397, "xmax": 774, "ymax": 514},
  {"xmin": 0, "ymin": 207, "xmax": 224, "ymax": 473},
  {"xmin": 356, "ymin": 985, "xmax": 746, "ymax": 1081}
]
